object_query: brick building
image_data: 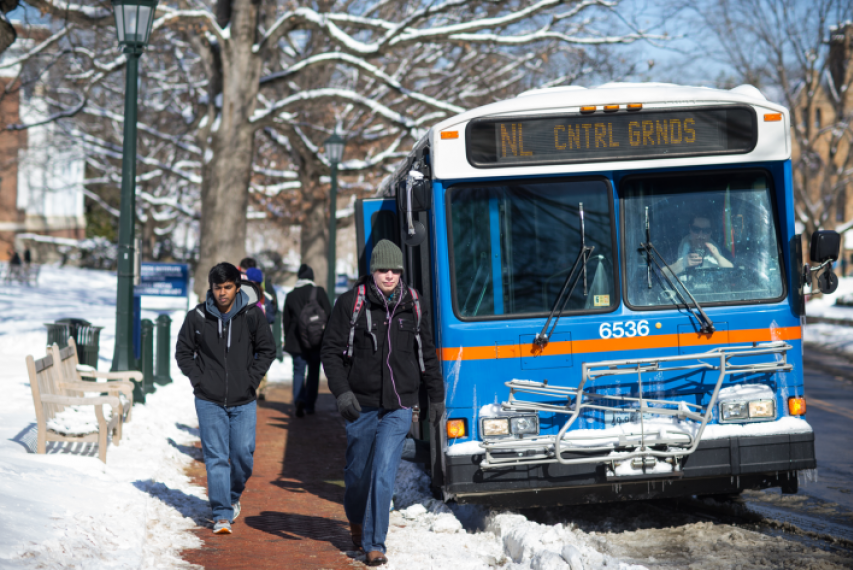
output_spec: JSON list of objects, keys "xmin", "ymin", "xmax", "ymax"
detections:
[{"xmin": 0, "ymin": 26, "xmax": 85, "ymax": 262}]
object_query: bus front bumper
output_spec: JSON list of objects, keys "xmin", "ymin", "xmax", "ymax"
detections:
[{"xmin": 443, "ymin": 432, "xmax": 815, "ymax": 507}]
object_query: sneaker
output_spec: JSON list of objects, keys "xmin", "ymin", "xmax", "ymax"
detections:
[
  {"xmin": 213, "ymin": 519, "xmax": 232, "ymax": 535},
  {"xmin": 232, "ymin": 501, "xmax": 241, "ymax": 522}
]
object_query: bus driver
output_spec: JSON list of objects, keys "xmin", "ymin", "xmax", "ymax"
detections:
[{"xmin": 670, "ymin": 215, "xmax": 733, "ymax": 275}]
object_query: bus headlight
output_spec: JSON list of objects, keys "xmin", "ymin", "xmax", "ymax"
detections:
[
  {"xmin": 720, "ymin": 402, "xmax": 748, "ymax": 421},
  {"xmin": 719, "ymin": 399, "xmax": 776, "ymax": 423},
  {"xmin": 748, "ymin": 400, "xmax": 775, "ymax": 419},
  {"xmin": 482, "ymin": 418, "xmax": 509, "ymax": 436},
  {"xmin": 510, "ymin": 416, "xmax": 539, "ymax": 435},
  {"xmin": 481, "ymin": 414, "xmax": 539, "ymax": 438}
]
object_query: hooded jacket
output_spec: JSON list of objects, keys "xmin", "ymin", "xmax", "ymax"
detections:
[
  {"xmin": 321, "ymin": 276, "xmax": 444, "ymax": 410},
  {"xmin": 175, "ymin": 288, "xmax": 276, "ymax": 406}
]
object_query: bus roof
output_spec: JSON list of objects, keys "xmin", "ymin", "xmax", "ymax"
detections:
[{"xmin": 427, "ymin": 83, "xmax": 790, "ymax": 181}]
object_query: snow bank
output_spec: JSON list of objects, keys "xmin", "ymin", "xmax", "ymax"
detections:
[
  {"xmin": 0, "ymin": 265, "xmax": 206, "ymax": 569},
  {"xmin": 382, "ymin": 461, "xmax": 648, "ymax": 570}
]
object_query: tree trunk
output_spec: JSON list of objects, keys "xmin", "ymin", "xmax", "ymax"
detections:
[
  {"xmin": 300, "ymin": 180, "xmax": 329, "ymax": 296},
  {"xmin": 193, "ymin": 0, "xmax": 261, "ymax": 297}
]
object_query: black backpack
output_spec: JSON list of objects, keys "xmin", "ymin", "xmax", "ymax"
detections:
[{"xmin": 297, "ymin": 287, "xmax": 327, "ymax": 349}]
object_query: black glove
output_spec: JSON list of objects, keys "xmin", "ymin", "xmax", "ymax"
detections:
[
  {"xmin": 337, "ymin": 392, "xmax": 362, "ymax": 422},
  {"xmin": 428, "ymin": 401, "xmax": 445, "ymax": 425}
]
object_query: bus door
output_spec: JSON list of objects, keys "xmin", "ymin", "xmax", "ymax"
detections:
[{"xmin": 355, "ymin": 198, "xmax": 398, "ymax": 278}]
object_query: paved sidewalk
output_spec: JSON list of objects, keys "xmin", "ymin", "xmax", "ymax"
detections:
[{"xmin": 182, "ymin": 383, "xmax": 361, "ymax": 569}]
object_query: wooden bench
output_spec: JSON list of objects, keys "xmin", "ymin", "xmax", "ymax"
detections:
[
  {"xmin": 60, "ymin": 337, "xmax": 140, "ymax": 422},
  {"xmin": 26, "ymin": 349, "xmax": 124, "ymax": 463}
]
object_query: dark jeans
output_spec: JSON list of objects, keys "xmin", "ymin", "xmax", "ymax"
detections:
[
  {"xmin": 344, "ymin": 406, "xmax": 412, "ymax": 553},
  {"xmin": 195, "ymin": 398, "xmax": 257, "ymax": 522},
  {"xmin": 292, "ymin": 351, "xmax": 321, "ymax": 412}
]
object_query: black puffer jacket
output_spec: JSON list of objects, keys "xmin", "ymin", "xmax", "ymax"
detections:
[
  {"xmin": 175, "ymin": 291, "xmax": 276, "ymax": 406},
  {"xmin": 321, "ymin": 276, "xmax": 444, "ymax": 410}
]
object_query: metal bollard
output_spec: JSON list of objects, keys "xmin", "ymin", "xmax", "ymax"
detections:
[
  {"xmin": 141, "ymin": 319, "xmax": 155, "ymax": 395},
  {"xmin": 154, "ymin": 314, "xmax": 172, "ymax": 385},
  {"xmin": 273, "ymin": 310, "xmax": 283, "ymax": 361}
]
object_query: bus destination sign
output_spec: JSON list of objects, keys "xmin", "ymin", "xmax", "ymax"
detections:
[{"xmin": 465, "ymin": 106, "xmax": 757, "ymax": 167}]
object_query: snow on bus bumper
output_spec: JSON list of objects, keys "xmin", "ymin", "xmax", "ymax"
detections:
[{"xmin": 443, "ymin": 420, "xmax": 815, "ymax": 507}]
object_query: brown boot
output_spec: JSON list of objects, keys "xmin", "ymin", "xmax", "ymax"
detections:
[
  {"xmin": 350, "ymin": 522, "xmax": 362, "ymax": 549},
  {"xmin": 365, "ymin": 551, "xmax": 388, "ymax": 566}
]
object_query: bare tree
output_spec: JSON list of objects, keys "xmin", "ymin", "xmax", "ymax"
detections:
[
  {"xmin": 688, "ymin": 0, "xmax": 853, "ymax": 238},
  {"xmin": 11, "ymin": 0, "xmax": 656, "ymax": 295}
]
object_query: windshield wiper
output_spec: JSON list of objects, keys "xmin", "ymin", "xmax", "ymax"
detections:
[
  {"xmin": 640, "ymin": 206, "xmax": 715, "ymax": 334},
  {"xmin": 534, "ymin": 203, "xmax": 594, "ymax": 348}
]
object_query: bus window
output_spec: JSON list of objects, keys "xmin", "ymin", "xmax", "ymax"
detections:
[
  {"xmin": 449, "ymin": 178, "xmax": 615, "ymax": 318},
  {"xmin": 622, "ymin": 171, "xmax": 784, "ymax": 308}
]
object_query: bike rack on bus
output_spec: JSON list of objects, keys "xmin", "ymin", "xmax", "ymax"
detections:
[{"xmin": 478, "ymin": 342, "xmax": 793, "ymax": 472}]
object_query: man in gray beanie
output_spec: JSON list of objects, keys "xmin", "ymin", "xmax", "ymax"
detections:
[{"xmin": 321, "ymin": 239, "xmax": 444, "ymax": 566}]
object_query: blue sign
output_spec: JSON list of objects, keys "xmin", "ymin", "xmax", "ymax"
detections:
[{"xmin": 134, "ymin": 263, "xmax": 189, "ymax": 297}]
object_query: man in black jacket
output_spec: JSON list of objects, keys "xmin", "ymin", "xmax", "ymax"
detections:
[
  {"xmin": 322, "ymin": 240, "xmax": 444, "ymax": 566},
  {"xmin": 283, "ymin": 263, "xmax": 331, "ymax": 417},
  {"xmin": 175, "ymin": 262, "xmax": 275, "ymax": 535}
]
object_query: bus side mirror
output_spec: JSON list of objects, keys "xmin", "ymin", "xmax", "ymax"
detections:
[
  {"xmin": 397, "ymin": 170, "xmax": 432, "ymax": 213},
  {"xmin": 805, "ymin": 230, "xmax": 840, "ymax": 294},
  {"xmin": 397, "ymin": 170, "xmax": 431, "ymax": 246},
  {"xmin": 809, "ymin": 230, "xmax": 840, "ymax": 263}
]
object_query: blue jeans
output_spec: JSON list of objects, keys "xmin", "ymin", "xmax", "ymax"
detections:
[
  {"xmin": 195, "ymin": 398, "xmax": 257, "ymax": 522},
  {"xmin": 344, "ymin": 406, "xmax": 412, "ymax": 553},
  {"xmin": 292, "ymin": 352, "xmax": 321, "ymax": 412}
]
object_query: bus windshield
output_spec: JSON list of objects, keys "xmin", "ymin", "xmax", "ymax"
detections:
[
  {"xmin": 622, "ymin": 171, "xmax": 785, "ymax": 308},
  {"xmin": 449, "ymin": 177, "xmax": 616, "ymax": 318}
]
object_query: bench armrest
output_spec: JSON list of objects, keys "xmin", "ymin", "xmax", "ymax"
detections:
[
  {"xmin": 78, "ymin": 368, "xmax": 143, "ymax": 382},
  {"xmin": 40, "ymin": 394, "xmax": 121, "ymax": 408},
  {"xmin": 59, "ymin": 380, "xmax": 131, "ymax": 396},
  {"xmin": 65, "ymin": 378, "xmax": 135, "ymax": 391}
]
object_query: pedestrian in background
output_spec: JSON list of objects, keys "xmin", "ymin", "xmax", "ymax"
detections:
[
  {"xmin": 246, "ymin": 266, "xmax": 275, "ymax": 399},
  {"xmin": 321, "ymin": 240, "xmax": 445, "ymax": 566},
  {"xmin": 175, "ymin": 262, "xmax": 275, "ymax": 535},
  {"xmin": 283, "ymin": 263, "xmax": 330, "ymax": 417}
]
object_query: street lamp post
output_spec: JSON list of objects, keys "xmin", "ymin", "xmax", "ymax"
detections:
[
  {"xmin": 110, "ymin": 0, "xmax": 158, "ymax": 371},
  {"xmin": 324, "ymin": 133, "xmax": 346, "ymax": 304}
]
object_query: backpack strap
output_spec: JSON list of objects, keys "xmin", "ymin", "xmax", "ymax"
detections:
[
  {"xmin": 346, "ymin": 284, "xmax": 377, "ymax": 358},
  {"xmin": 309, "ymin": 286, "xmax": 317, "ymax": 303},
  {"xmin": 408, "ymin": 287, "xmax": 426, "ymax": 373}
]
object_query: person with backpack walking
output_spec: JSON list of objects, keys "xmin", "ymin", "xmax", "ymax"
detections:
[
  {"xmin": 175, "ymin": 262, "xmax": 276, "ymax": 535},
  {"xmin": 283, "ymin": 263, "xmax": 331, "ymax": 417},
  {"xmin": 321, "ymin": 240, "xmax": 445, "ymax": 566}
]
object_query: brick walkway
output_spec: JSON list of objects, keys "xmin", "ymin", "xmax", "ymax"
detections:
[{"xmin": 182, "ymin": 383, "xmax": 362, "ymax": 569}]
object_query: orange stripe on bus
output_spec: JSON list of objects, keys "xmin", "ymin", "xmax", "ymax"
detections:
[{"xmin": 439, "ymin": 326, "xmax": 801, "ymax": 361}]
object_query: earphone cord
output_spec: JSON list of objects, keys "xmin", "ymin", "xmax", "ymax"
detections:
[{"xmin": 375, "ymin": 277, "xmax": 407, "ymax": 410}]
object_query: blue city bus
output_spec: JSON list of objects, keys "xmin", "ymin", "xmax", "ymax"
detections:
[{"xmin": 354, "ymin": 83, "xmax": 840, "ymax": 507}]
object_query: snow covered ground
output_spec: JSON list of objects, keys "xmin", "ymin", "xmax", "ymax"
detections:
[
  {"xmin": 0, "ymin": 265, "xmax": 288, "ymax": 568},
  {"xmin": 1, "ymin": 264, "xmax": 849, "ymax": 570},
  {"xmin": 803, "ymin": 275, "xmax": 853, "ymax": 356}
]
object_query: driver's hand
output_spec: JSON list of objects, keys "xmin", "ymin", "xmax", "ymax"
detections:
[
  {"xmin": 687, "ymin": 253, "xmax": 703, "ymax": 267},
  {"xmin": 705, "ymin": 242, "xmax": 721, "ymax": 257}
]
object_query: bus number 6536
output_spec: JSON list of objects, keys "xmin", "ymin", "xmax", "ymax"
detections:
[{"xmin": 599, "ymin": 321, "xmax": 650, "ymax": 339}]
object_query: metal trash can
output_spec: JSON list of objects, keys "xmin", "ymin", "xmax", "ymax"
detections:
[{"xmin": 45, "ymin": 318, "xmax": 104, "ymax": 369}]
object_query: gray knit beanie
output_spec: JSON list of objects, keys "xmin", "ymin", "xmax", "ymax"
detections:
[{"xmin": 370, "ymin": 239, "xmax": 404, "ymax": 273}]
